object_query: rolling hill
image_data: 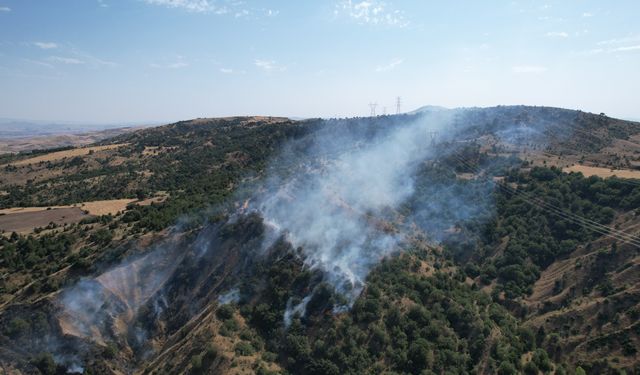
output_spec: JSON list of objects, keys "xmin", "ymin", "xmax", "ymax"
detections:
[{"xmin": 0, "ymin": 107, "xmax": 639, "ymax": 375}]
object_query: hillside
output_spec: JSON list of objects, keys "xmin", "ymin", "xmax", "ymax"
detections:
[{"xmin": 0, "ymin": 108, "xmax": 639, "ymax": 375}]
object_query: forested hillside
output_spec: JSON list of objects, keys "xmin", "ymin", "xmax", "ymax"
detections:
[{"xmin": 1, "ymin": 107, "xmax": 639, "ymax": 374}]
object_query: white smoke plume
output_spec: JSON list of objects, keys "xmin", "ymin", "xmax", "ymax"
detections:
[
  {"xmin": 252, "ymin": 115, "xmax": 456, "ymax": 323},
  {"xmin": 53, "ymin": 109, "xmax": 504, "ymax": 350}
]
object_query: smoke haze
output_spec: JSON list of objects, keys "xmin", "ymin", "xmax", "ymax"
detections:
[{"xmin": 54, "ymin": 109, "xmax": 537, "ymax": 362}]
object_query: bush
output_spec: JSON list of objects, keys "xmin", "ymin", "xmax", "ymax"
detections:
[
  {"xmin": 216, "ymin": 304, "xmax": 234, "ymax": 320},
  {"xmin": 5, "ymin": 317, "xmax": 29, "ymax": 339},
  {"xmin": 234, "ymin": 342, "xmax": 255, "ymax": 356},
  {"xmin": 31, "ymin": 352, "xmax": 57, "ymax": 375},
  {"xmin": 523, "ymin": 361, "xmax": 538, "ymax": 375}
]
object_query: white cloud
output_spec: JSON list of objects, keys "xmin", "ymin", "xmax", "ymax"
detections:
[
  {"xmin": 582, "ymin": 12, "xmax": 593, "ymax": 17},
  {"xmin": 34, "ymin": 42, "xmax": 58, "ymax": 49},
  {"xmin": 254, "ymin": 59, "xmax": 286, "ymax": 73},
  {"xmin": 581, "ymin": 48, "xmax": 604, "ymax": 56},
  {"xmin": 143, "ymin": 0, "xmax": 260, "ymax": 17},
  {"xmin": 598, "ymin": 35, "xmax": 640, "ymax": 46},
  {"xmin": 588, "ymin": 35, "xmax": 640, "ymax": 54},
  {"xmin": 74, "ymin": 52, "xmax": 117, "ymax": 67},
  {"xmin": 40, "ymin": 48, "xmax": 117, "ymax": 67},
  {"xmin": 0, "ymin": 6, "xmax": 10, "ymax": 12},
  {"xmin": 580, "ymin": 43, "xmax": 640, "ymax": 56},
  {"xmin": 545, "ymin": 31, "xmax": 568, "ymax": 38},
  {"xmin": 48, "ymin": 56, "xmax": 85, "ymax": 65},
  {"xmin": 335, "ymin": 0, "xmax": 409, "ymax": 27},
  {"xmin": 613, "ymin": 45, "xmax": 640, "ymax": 52},
  {"xmin": 143, "ymin": 0, "xmax": 216, "ymax": 13},
  {"xmin": 219, "ymin": 68, "xmax": 233, "ymax": 74},
  {"xmin": 234, "ymin": 9, "xmax": 248, "ymax": 18},
  {"xmin": 375, "ymin": 58, "xmax": 403, "ymax": 72},
  {"xmin": 168, "ymin": 62, "xmax": 188, "ymax": 68},
  {"xmin": 512, "ymin": 65, "xmax": 547, "ymax": 74},
  {"xmin": 23, "ymin": 58, "xmax": 55, "ymax": 69},
  {"xmin": 266, "ymin": 9, "xmax": 279, "ymax": 17},
  {"xmin": 150, "ymin": 61, "xmax": 188, "ymax": 69}
]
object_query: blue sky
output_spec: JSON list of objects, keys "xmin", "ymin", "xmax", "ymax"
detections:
[{"xmin": 0, "ymin": 0, "xmax": 639, "ymax": 123}]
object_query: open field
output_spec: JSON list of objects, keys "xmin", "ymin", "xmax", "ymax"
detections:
[
  {"xmin": 0, "ymin": 196, "xmax": 168, "ymax": 233},
  {"xmin": 0, "ymin": 206, "xmax": 70, "ymax": 215},
  {"xmin": 0, "ymin": 199, "xmax": 138, "ymax": 217},
  {"xmin": 5, "ymin": 144, "xmax": 128, "ymax": 166},
  {"xmin": 80, "ymin": 199, "xmax": 136, "ymax": 216},
  {"xmin": 0, "ymin": 207, "xmax": 88, "ymax": 233},
  {"xmin": 563, "ymin": 164, "xmax": 640, "ymax": 179},
  {"xmin": 0, "ymin": 127, "xmax": 140, "ymax": 154}
]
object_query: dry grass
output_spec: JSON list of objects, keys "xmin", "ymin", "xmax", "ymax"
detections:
[
  {"xmin": 142, "ymin": 146, "xmax": 160, "ymax": 156},
  {"xmin": 0, "ymin": 193, "xmax": 168, "ymax": 218},
  {"xmin": 563, "ymin": 165, "xmax": 640, "ymax": 179},
  {"xmin": 0, "ymin": 195, "xmax": 167, "ymax": 234},
  {"xmin": 80, "ymin": 199, "xmax": 136, "ymax": 215},
  {"xmin": 7, "ymin": 144, "xmax": 127, "ymax": 166},
  {"xmin": 0, "ymin": 199, "xmax": 136, "ymax": 217}
]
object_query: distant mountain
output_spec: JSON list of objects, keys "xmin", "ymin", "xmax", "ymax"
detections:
[
  {"xmin": 408, "ymin": 105, "xmax": 452, "ymax": 114},
  {"xmin": 0, "ymin": 118, "xmax": 158, "ymax": 139}
]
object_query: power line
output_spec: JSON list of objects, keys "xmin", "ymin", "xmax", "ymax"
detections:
[
  {"xmin": 508, "ymin": 130, "xmax": 640, "ymax": 188},
  {"xmin": 451, "ymin": 153, "xmax": 640, "ymax": 246},
  {"xmin": 396, "ymin": 97, "xmax": 401, "ymax": 115},
  {"xmin": 368, "ymin": 103, "xmax": 378, "ymax": 117},
  {"xmin": 450, "ymin": 151, "xmax": 640, "ymax": 247},
  {"xmin": 427, "ymin": 131, "xmax": 438, "ymax": 146}
]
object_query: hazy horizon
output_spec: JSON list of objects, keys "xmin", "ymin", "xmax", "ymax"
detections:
[{"xmin": 2, "ymin": 104, "xmax": 640, "ymax": 129}]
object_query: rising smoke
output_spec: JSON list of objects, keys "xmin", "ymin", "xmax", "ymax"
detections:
[
  {"xmin": 52, "ymin": 108, "xmax": 537, "ymax": 367},
  {"xmin": 253, "ymin": 114, "xmax": 457, "ymax": 323}
]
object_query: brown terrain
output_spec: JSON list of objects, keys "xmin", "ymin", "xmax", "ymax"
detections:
[
  {"xmin": 0, "ymin": 196, "xmax": 167, "ymax": 234},
  {"xmin": 0, "ymin": 208, "xmax": 89, "ymax": 233},
  {"xmin": 0, "ymin": 127, "xmax": 140, "ymax": 155}
]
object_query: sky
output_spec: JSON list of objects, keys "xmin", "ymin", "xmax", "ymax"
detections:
[{"xmin": 0, "ymin": 0, "xmax": 639, "ymax": 124}]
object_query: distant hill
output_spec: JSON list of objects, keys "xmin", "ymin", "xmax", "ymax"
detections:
[
  {"xmin": 0, "ymin": 118, "xmax": 161, "ymax": 154},
  {"xmin": 0, "ymin": 118, "xmax": 157, "ymax": 139}
]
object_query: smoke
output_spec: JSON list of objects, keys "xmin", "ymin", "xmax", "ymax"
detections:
[
  {"xmin": 50, "ymin": 109, "xmax": 528, "ymax": 365},
  {"xmin": 218, "ymin": 288, "xmax": 240, "ymax": 305},
  {"xmin": 56, "ymin": 238, "xmax": 186, "ymax": 346},
  {"xmin": 252, "ymin": 114, "xmax": 470, "ymax": 323}
]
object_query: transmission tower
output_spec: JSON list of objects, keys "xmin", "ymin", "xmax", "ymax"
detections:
[
  {"xmin": 427, "ymin": 131, "xmax": 438, "ymax": 146},
  {"xmin": 382, "ymin": 106, "xmax": 387, "ymax": 116},
  {"xmin": 396, "ymin": 97, "xmax": 401, "ymax": 114},
  {"xmin": 369, "ymin": 102, "xmax": 378, "ymax": 117}
]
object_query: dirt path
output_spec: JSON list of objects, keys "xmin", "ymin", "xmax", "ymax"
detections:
[{"xmin": 476, "ymin": 327, "xmax": 500, "ymax": 375}]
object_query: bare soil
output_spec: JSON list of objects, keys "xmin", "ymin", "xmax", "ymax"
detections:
[{"xmin": 0, "ymin": 207, "xmax": 89, "ymax": 233}]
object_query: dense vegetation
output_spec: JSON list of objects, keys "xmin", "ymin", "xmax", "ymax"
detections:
[
  {"xmin": 243, "ymin": 253, "xmax": 550, "ymax": 375},
  {"xmin": 442, "ymin": 165, "xmax": 640, "ymax": 298},
  {"xmin": 1, "ymin": 108, "xmax": 639, "ymax": 374}
]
